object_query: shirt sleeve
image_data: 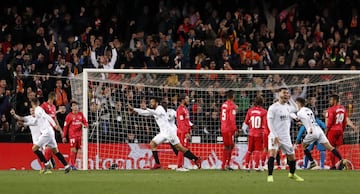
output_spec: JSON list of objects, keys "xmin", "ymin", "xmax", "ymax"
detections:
[
  {"xmin": 81, "ymin": 112, "xmax": 89, "ymax": 128},
  {"xmin": 229, "ymin": 106, "xmax": 238, "ymax": 132},
  {"xmin": 326, "ymin": 109, "xmax": 334, "ymax": 129},
  {"xmin": 62, "ymin": 114, "xmax": 70, "ymax": 138},
  {"xmin": 267, "ymin": 106, "xmax": 278, "ymax": 137},
  {"xmin": 134, "ymin": 108, "xmax": 154, "ymax": 116},
  {"xmin": 90, "ymin": 50, "xmax": 99, "ymax": 68},
  {"xmin": 288, "ymin": 98, "xmax": 298, "ymax": 113},
  {"xmin": 23, "ymin": 116, "xmax": 37, "ymax": 126}
]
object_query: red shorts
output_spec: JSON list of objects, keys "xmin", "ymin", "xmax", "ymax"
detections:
[
  {"xmin": 69, "ymin": 136, "xmax": 82, "ymax": 149},
  {"xmin": 327, "ymin": 130, "xmax": 343, "ymax": 147},
  {"xmin": 177, "ymin": 132, "xmax": 189, "ymax": 148},
  {"xmin": 247, "ymin": 135, "xmax": 264, "ymax": 152},
  {"xmin": 222, "ymin": 131, "xmax": 235, "ymax": 147}
]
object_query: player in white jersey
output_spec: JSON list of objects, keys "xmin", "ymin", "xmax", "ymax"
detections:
[
  {"xmin": 267, "ymin": 87, "xmax": 303, "ymax": 182},
  {"xmin": 11, "ymin": 108, "xmax": 54, "ymax": 174},
  {"xmin": 29, "ymin": 98, "xmax": 71, "ymax": 173},
  {"xmin": 11, "ymin": 108, "xmax": 40, "ymax": 144},
  {"xmin": 128, "ymin": 97, "xmax": 201, "ymax": 169},
  {"xmin": 295, "ymin": 97, "xmax": 344, "ymax": 169}
]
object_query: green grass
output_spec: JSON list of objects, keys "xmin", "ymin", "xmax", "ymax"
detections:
[{"xmin": 0, "ymin": 170, "xmax": 358, "ymax": 194}]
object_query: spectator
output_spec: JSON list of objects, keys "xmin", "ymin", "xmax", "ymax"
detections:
[{"xmin": 55, "ymin": 79, "xmax": 69, "ymax": 107}]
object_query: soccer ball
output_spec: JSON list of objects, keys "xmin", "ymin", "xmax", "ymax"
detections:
[{"xmin": 336, "ymin": 159, "xmax": 354, "ymax": 170}]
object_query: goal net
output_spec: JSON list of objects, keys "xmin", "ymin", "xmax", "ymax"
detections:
[{"xmin": 70, "ymin": 69, "xmax": 360, "ymax": 170}]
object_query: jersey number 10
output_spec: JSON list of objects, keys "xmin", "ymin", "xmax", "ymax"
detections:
[{"xmin": 250, "ymin": 116, "xmax": 261, "ymax": 129}]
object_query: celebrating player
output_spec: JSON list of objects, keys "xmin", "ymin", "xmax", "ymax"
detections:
[
  {"xmin": 176, "ymin": 94, "xmax": 194, "ymax": 171},
  {"xmin": 62, "ymin": 100, "xmax": 88, "ymax": 170},
  {"xmin": 30, "ymin": 97, "xmax": 71, "ymax": 173},
  {"xmin": 295, "ymin": 97, "xmax": 344, "ymax": 170},
  {"xmin": 242, "ymin": 96, "xmax": 268, "ymax": 171},
  {"xmin": 220, "ymin": 90, "xmax": 238, "ymax": 170},
  {"xmin": 326, "ymin": 94, "xmax": 347, "ymax": 169},
  {"xmin": 267, "ymin": 88, "xmax": 303, "ymax": 182},
  {"xmin": 11, "ymin": 108, "xmax": 53, "ymax": 173},
  {"xmin": 295, "ymin": 116, "xmax": 326, "ymax": 169},
  {"xmin": 128, "ymin": 97, "xmax": 201, "ymax": 170}
]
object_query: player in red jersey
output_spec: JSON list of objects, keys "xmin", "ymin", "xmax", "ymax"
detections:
[
  {"xmin": 62, "ymin": 101, "xmax": 88, "ymax": 169},
  {"xmin": 326, "ymin": 94, "xmax": 347, "ymax": 170},
  {"xmin": 40, "ymin": 92, "xmax": 63, "ymax": 167},
  {"xmin": 220, "ymin": 90, "xmax": 238, "ymax": 170},
  {"xmin": 242, "ymin": 96, "xmax": 268, "ymax": 171},
  {"xmin": 176, "ymin": 93, "xmax": 194, "ymax": 171}
]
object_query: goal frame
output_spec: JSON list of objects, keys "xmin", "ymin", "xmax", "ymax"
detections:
[{"xmin": 81, "ymin": 69, "xmax": 360, "ymax": 170}]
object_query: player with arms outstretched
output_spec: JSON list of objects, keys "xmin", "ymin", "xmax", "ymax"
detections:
[
  {"xmin": 242, "ymin": 96, "xmax": 268, "ymax": 171},
  {"xmin": 267, "ymin": 88, "xmax": 303, "ymax": 182},
  {"xmin": 128, "ymin": 97, "xmax": 201, "ymax": 170},
  {"xmin": 220, "ymin": 90, "xmax": 238, "ymax": 170},
  {"xmin": 30, "ymin": 98, "xmax": 71, "ymax": 173},
  {"xmin": 62, "ymin": 100, "xmax": 88, "ymax": 170},
  {"xmin": 11, "ymin": 108, "xmax": 53, "ymax": 173}
]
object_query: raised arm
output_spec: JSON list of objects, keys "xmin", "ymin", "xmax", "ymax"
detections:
[
  {"xmin": 107, "ymin": 48, "xmax": 118, "ymax": 69},
  {"xmin": 90, "ymin": 49, "xmax": 100, "ymax": 68},
  {"xmin": 133, "ymin": 108, "xmax": 155, "ymax": 116},
  {"xmin": 23, "ymin": 116, "xmax": 37, "ymax": 126}
]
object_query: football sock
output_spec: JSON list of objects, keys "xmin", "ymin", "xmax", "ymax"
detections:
[
  {"xmin": 226, "ymin": 148, "xmax": 232, "ymax": 166},
  {"xmin": 34, "ymin": 150, "xmax": 47, "ymax": 163},
  {"xmin": 276, "ymin": 152, "xmax": 281, "ymax": 166},
  {"xmin": 268, "ymin": 156, "xmax": 275, "ymax": 175},
  {"xmin": 44, "ymin": 147, "xmax": 52, "ymax": 161},
  {"xmin": 170, "ymin": 143, "xmax": 178, "ymax": 156},
  {"xmin": 253, "ymin": 151, "xmax": 260, "ymax": 168},
  {"xmin": 55, "ymin": 152, "xmax": 68, "ymax": 166},
  {"xmin": 304, "ymin": 149, "xmax": 314, "ymax": 162},
  {"xmin": 320, "ymin": 151, "xmax": 326, "ymax": 168},
  {"xmin": 329, "ymin": 151, "xmax": 336, "ymax": 167},
  {"xmin": 289, "ymin": 160, "xmax": 296, "ymax": 174},
  {"xmin": 331, "ymin": 149, "xmax": 342, "ymax": 160},
  {"xmin": 152, "ymin": 151, "xmax": 160, "ymax": 164},
  {"xmin": 70, "ymin": 152, "xmax": 77, "ymax": 165},
  {"xmin": 184, "ymin": 150, "xmax": 198, "ymax": 161},
  {"xmin": 222, "ymin": 149, "xmax": 227, "ymax": 169},
  {"xmin": 244, "ymin": 151, "xmax": 251, "ymax": 168},
  {"xmin": 304, "ymin": 156, "xmax": 309, "ymax": 168},
  {"xmin": 177, "ymin": 152, "xmax": 184, "ymax": 168}
]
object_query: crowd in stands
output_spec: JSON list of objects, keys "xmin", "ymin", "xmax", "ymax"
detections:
[{"xmin": 0, "ymin": 0, "xmax": 359, "ymax": 143}]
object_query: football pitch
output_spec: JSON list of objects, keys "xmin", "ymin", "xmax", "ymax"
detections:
[{"xmin": 0, "ymin": 170, "xmax": 358, "ymax": 194}]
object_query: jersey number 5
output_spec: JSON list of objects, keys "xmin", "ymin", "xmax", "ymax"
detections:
[{"xmin": 221, "ymin": 109, "xmax": 226, "ymax": 121}]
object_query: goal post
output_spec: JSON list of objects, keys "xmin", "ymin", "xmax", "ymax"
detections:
[{"xmin": 71, "ymin": 69, "xmax": 360, "ymax": 170}]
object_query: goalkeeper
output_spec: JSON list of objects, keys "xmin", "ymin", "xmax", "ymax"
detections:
[{"xmin": 295, "ymin": 117, "xmax": 326, "ymax": 169}]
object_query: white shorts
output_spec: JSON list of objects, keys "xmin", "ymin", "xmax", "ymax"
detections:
[
  {"xmin": 268, "ymin": 135, "xmax": 294, "ymax": 155},
  {"xmin": 303, "ymin": 131, "xmax": 328, "ymax": 145},
  {"xmin": 152, "ymin": 132, "xmax": 180, "ymax": 145},
  {"xmin": 35, "ymin": 134, "xmax": 58, "ymax": 149}
]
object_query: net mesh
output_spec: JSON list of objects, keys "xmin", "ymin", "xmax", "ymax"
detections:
[{"xmin": 70, "ymin": 70, "xmax": 360, "ymax": 170}]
